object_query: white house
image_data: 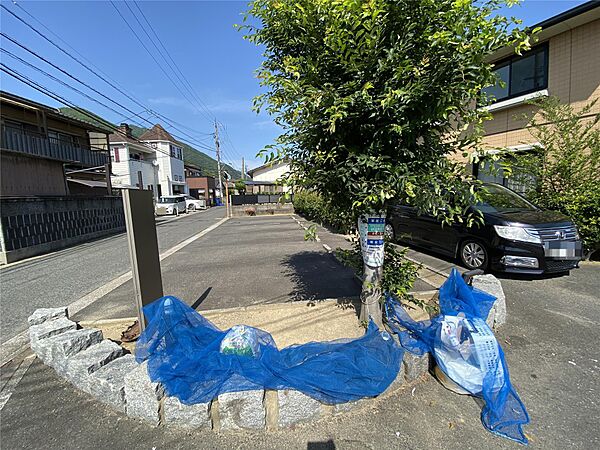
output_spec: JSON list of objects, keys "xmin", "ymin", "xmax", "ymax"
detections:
[
  {"xmin": 247, "ymin": 160, "xmax": 291, "ymax": 193},
  {"xmin": 139, "ymin": 124, "xmax": 186, "ymax": 197},
  {"xmin": 109, "ymin": 124, "xmax": 159, "ymax": 198}
]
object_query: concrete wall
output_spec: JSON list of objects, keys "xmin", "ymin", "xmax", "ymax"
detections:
[
  {"xmin": 1, "ymin": 152, "xmax": 67, "ymax": 196},
  {"xmin": 481, "ymin": 19, "xmax": 600, "ymax": 150},
  {"xmin": 231, "ymin": 203, "xmax": 294, "ymax": 217},
  {"xmin": 0, "ymin": 196, "xmax": 125, "ymax": 264}
]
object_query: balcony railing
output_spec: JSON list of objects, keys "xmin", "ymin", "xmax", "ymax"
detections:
[{"xmin": 1, "ymin": 127, "xmax": 109, "ymax": 167}]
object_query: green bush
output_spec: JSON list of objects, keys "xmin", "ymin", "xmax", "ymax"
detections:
[
  {"xmin": 500, "ymin": 97, "xmax": 600, "ymax": 258},
  {"xmin": 293, "ymin": 190, "xmax": 353, "ymax": 233}
]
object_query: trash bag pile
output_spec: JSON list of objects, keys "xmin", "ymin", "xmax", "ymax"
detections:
[
  {"xmin": 385, "ymin": 268, "xmax": 530, "ymax": 445},
  {"xmin": 136, "ymin": 296, "xmax": 402, "ymax": 405}
]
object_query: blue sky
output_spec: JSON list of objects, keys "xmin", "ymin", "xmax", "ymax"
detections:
[{"xmin": 0, "ymin": 0, "xmax": 589, "ymax": 173}]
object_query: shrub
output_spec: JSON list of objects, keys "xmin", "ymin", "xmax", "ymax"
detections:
[
  {"xmin": 293, "ymin": 190, "xmax": 353, "ymax": 233},
  {"xmin": 500, "ymin": 96, "xmax": 600, "ymax": 257}
]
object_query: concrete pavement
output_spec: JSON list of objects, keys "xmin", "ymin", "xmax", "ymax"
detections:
[
  {"xmin": 0, "ymin": 207, "xmax": 226, "ymax": 345},
  {"xmin": 73, "ymin": 215, "xmax": 361, "ymax": 322}
]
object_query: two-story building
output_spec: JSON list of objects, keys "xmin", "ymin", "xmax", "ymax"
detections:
[
  {"xmin": 139, "ymin": 124, "xmax": 186, "ymax": 197},
  {"xmin": 473, "ymin": 1, "xmax": 599, "ymax": 187},
  {"xmin": 245, "ymin": 159, "xmax": 291, "ymax": 194},
  {"xmin": 0, "ymin": 91, "xmax": 112, "ymax": 196},
  {"xmin": 0, "ymin": 91, "xmax": 125, "ymax": 264},
  {"xmin": 109, "ymin": 123, "xmax": 159, "ymax": 199}
]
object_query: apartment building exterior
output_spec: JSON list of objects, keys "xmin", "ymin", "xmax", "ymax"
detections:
[
  {"xmin": 139, "ymin": 124, "xmax": 186, "ymax": 197},
  {"xmin": 473, "ymin": 1, "xmax": 600, "ymax": 186},
  {"xmin": 109, "ymin": 124, "xmax": 159, "ymax": 199},
  {"xmin": 0, "ymin": 91, "xmax": 112, "ymax": 196},
  {"xmin": 0, "ymin": 91, "xmax": 124, "ymax": 264}
]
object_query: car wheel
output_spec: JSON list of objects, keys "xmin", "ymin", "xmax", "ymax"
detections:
[
  {"xmin": 384, "ymin": 222, "xmax": 396, "ymax": 241},
  {"xmin": 459, "ymin": 240, "xmax": 489, "ymax": 270}
]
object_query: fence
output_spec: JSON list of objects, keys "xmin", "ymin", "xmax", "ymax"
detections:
[
  {"xmin": 0, "ymin": 196, "xmax": 125, "ymax": 264},
  {"xmin": 230, "ymin": 194, "xmax": 293, "ymax": 206}
]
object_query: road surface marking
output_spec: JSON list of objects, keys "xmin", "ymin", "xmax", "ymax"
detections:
[
  {"xmin": 0, "ymin": 216, "xmax": 229, "ymax": 366},
  {"xmin": 0, "ymin": 354, "xmax": 34, "ymax": 412}
]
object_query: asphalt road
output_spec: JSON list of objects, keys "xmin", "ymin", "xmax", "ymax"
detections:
[
  {"xmin": 1, "ymin": 263, "xmax": 598, "ymax": 449},
  {"xmin": 0, "ymin": 207, "xmax": 226, "ymax": 345},
  {"xmin": 73, "ymin": 215, "xmax": 361, "ymax": 322}
]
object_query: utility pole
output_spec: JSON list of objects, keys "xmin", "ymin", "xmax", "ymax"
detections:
[
  {"xmin": 241, "ymin": 157, "xmax": 245, "ymax": 180},
  {"xmin": 214, "ymin": 120, "xmax": 223, "ymax": 205}
]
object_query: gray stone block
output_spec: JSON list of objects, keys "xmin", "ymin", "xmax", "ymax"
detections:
[
  {"xmin": 62, "ymin": 340, "xmax": 124, "ymax": 391},
  {"xmin": 472, "ymin": 274, "xmax": 507, "ymax": 329},
  {"xmin": 28, "ymin": 307, "xmax": 68, "ymax": 326},
  {"xmin": 29, "ymin": 317, "xmax": 76, "ymax": 344},
  {"xmin": 383, "ymin": 362, "xmax": 406, "ymax": 395},
  {"xmin": 89, "ymin": 354, "xmax": 138, "ymax": 412},
  {"xmin": 218, "ymin": 390, "xmax": 265, "ymax": 430},
  {"xmin": 403, "ymin": 352, "xmax": 429, "ymax": 382},
  {"xmin": 32, "ymin": 328, "xmax": 103, "ymax": 368},
  {"xmin": 278, "ymin": 389, "xmax": 321, "ymax": 427},
  {"xmin": 163, "ymin": 396, "xmax": 211, "ymax": 429},
  {"xmin": 124, "ymin": 360, "xmax": 164, "ymax": 426}
]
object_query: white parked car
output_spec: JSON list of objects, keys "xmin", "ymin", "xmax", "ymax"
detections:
[
  {"xmin": 155, "ymin": 195, "xmax": 187, "ymax": 216},
  {"xmin": 184, "ymin": 195, "xmax": 206, "ymax": 211}
]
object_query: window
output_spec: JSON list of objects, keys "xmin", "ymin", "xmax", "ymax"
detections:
[
  {"xmin": 169, "ymin": 144, "xmax": 182, "ymax": 160},
  {"xmin": 113, "ymin": 148, "xmax": 120, "ymax": 163},
  {"xmin": 483, "ymin": 44, "xmax": 548, "ymax": 103}
]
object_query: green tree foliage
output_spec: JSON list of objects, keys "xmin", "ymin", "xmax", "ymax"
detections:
[
  {"xmin": 234, "ymin": 180, "xmax": 247, "ymax": 194},
  {"xmin": 242, "ymin": 0, "xmax": 529, "ymax": 325},
  {"xmin": 293, "ymin": 190, "xmax": 353, "ymax": 233},
  {"xmin": 242, "ymin": 0, "xmax": 529, "ymax": 221},
  {"xmin": 500, "ymin": 97, "xmax": 600, "ymax": 256}
]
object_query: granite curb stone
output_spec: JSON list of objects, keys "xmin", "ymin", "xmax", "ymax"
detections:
[
  {"xmin": 62, "ymin": 340, "xmax": 125, "ymax": 391},
  {"xmin": 218, "ymin": 390, "xmax": 266, "ymax": 430},
  {"xmin": 163, "ymin": 396, "xmax": 212, "ymax": 429},
  {"xmin": 124, "ymin": 360, "xmax": 165, "ymax": 426},
  {"xmin": 29, "ymin": 317, "xmax": 77, "ymax": 344},
  {"xmin": 28, "ymin": 307, "xmax": 68, "ymax": 326},
  {"xmin": 32, "ymin": 328, "xmax": 103, "ymax": 369},
  {"xmin": 278, "ymin": 389, "xmax": 321, "ymax": 427},
  {"xmin": 89, "ymin": 354, "xmax": 138, "ymax": 412}
]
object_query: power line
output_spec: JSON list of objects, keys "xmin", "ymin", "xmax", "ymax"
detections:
[
  {"xmin": 1, "ymin": 63, "xmax": 197, "ymax": 162},
  {"xmin": 132, "ymin": 0, "xmax": 215, "ymax": 121},
  {"xmin": 1, "ymin": 3, "xmax": 213, "ymax": 139},
  {"xmin": 0, "ymin": 32, "xmax": 214, "ymax": 152},
  {"xmin": 109, "ymin": 0, "xmax": 213, "ymax": 124}
]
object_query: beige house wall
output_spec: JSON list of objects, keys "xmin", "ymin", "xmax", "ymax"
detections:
[{"xmin": 481, "ymin": 18, "xmax": 600, "ymax": 151}]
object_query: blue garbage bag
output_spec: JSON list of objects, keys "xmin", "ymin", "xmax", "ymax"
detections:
[
  {"xmin": 136, "ymin": 296, "xmax": 402, "ymax": 405},
  {"xmin": 385, "ymin": 269, "xmax": 530, "ymax": 445}
]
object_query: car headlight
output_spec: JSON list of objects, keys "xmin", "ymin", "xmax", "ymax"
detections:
[{"xmin": 493, "ymin": 225, "xmax": 541, "ymax": 244}]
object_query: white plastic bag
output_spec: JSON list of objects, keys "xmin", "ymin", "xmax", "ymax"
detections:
[
  {"xmin": 434, "ymin": 315, "xmax": 504, "ymax": 395},
  {"xmin": 220, "ymin": 325, "xmax": 260, "ymax": 357}
]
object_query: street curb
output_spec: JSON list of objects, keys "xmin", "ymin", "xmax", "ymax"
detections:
[{"xmin": 26, "ymin": 306, "xmax": 431, "ymax": 432}]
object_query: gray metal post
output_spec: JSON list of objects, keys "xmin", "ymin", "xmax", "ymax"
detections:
[{"xmin": 122, "ymin": 189, "xmax": 163, "ymax": 331}]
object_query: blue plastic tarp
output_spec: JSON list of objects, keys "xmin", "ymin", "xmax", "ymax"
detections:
[
  {"xmin": 136, "ymin": 296, "xmax": 402, "ymax": 405},
  {"xmin": 385, "ymin": 269, "xmax": 530, "ymax": 445}
]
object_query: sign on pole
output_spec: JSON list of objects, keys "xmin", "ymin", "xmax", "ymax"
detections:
[{"xmin": 122, "ymin": 189, "xmax": 163, "ymax": 331}]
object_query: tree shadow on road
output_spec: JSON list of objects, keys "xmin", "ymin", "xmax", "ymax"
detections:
[{"xmin": 281, "ymin": 251, "xmax": 361, "ymax": 314}]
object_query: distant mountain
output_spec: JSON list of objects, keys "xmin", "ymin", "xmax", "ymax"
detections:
[{"xmin": 58, "ymin": 107, "xmax": 240, "ymax": 179}]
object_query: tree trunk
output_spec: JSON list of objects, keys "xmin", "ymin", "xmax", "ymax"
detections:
[{"xmin": 359, "ymin": 262, "xmax": 383, "ymax": 328}]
